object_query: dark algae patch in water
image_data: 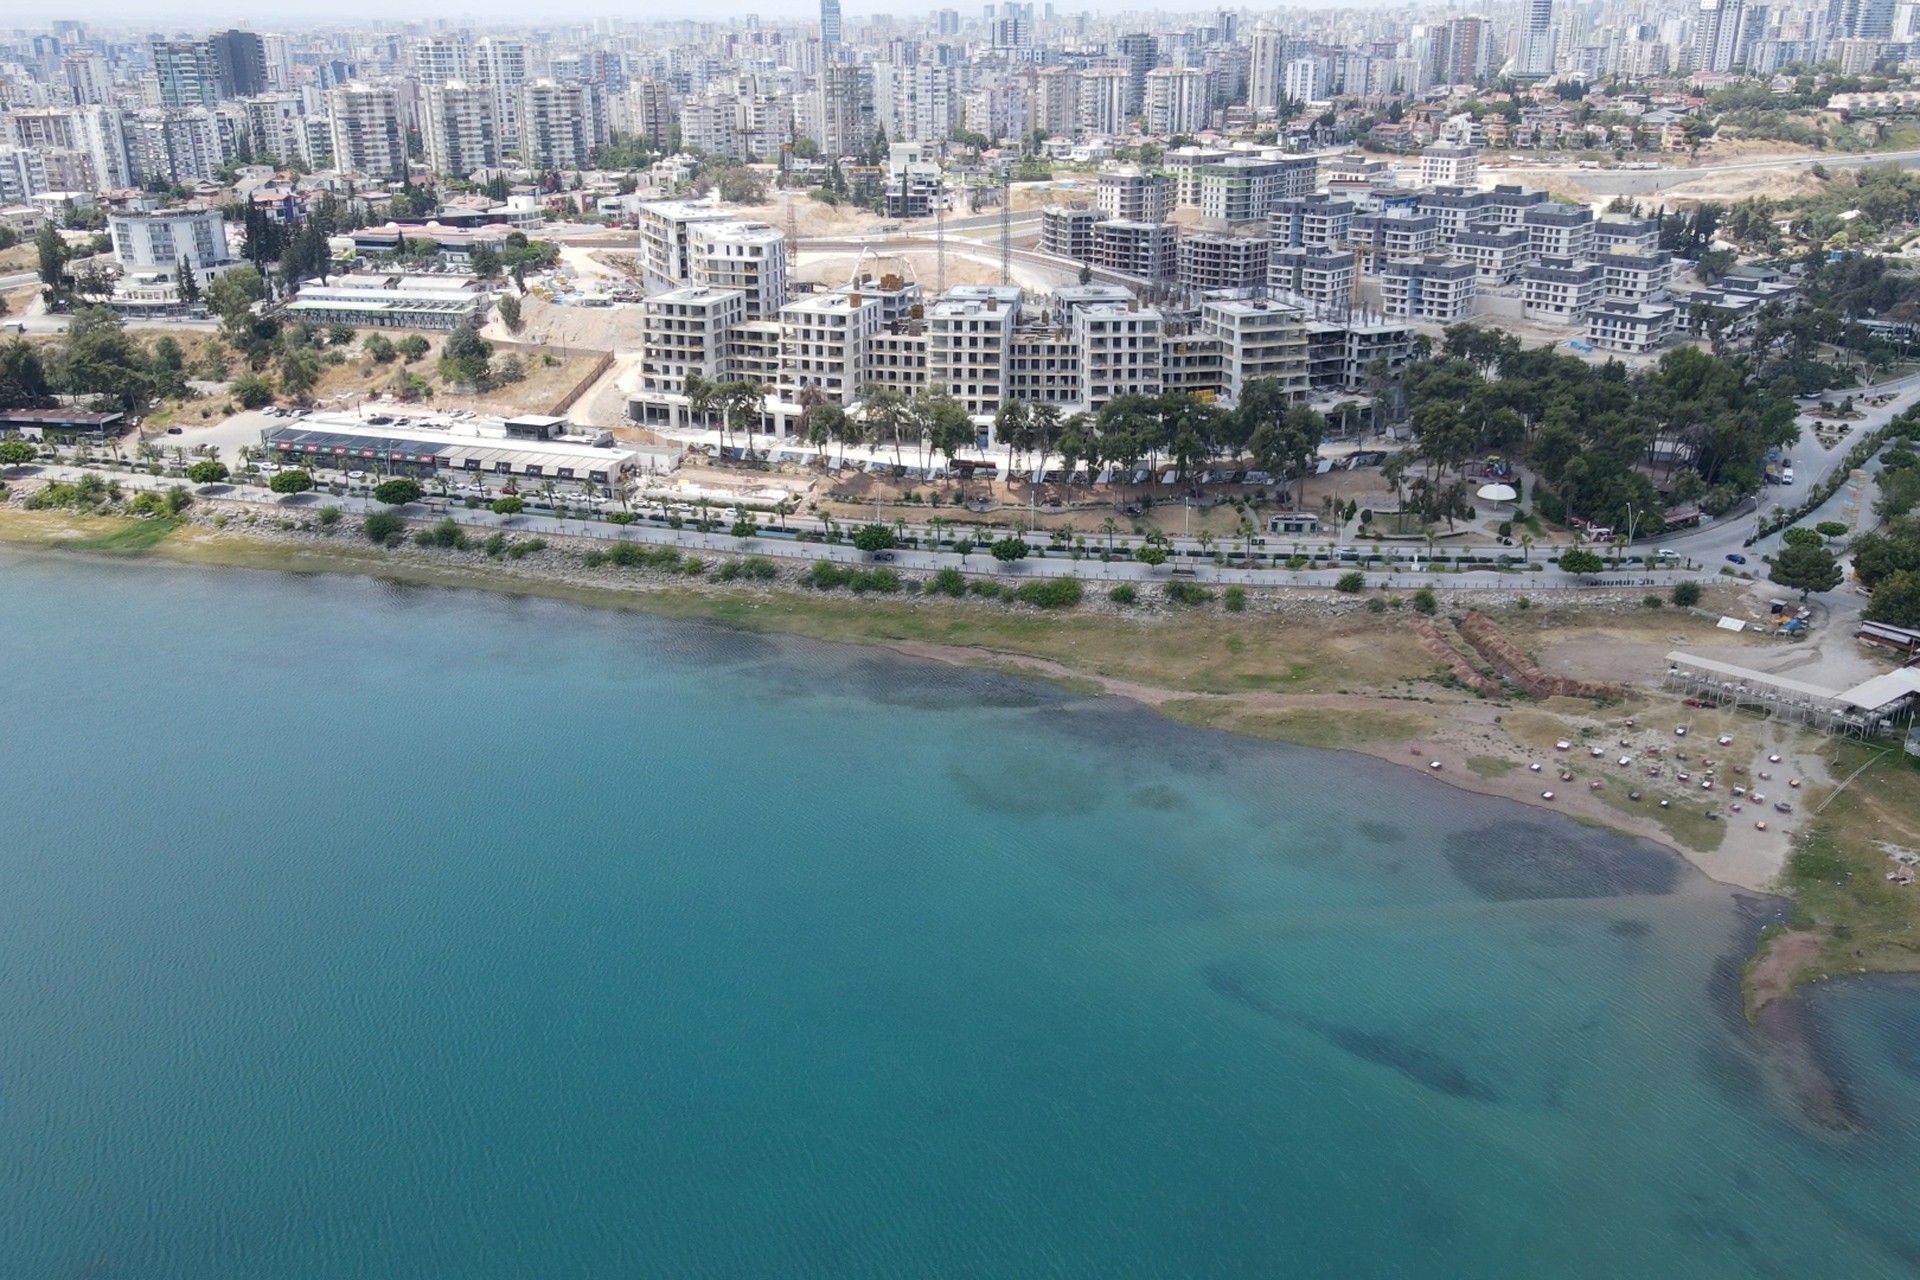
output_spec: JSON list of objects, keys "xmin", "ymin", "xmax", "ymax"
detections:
[{"xmin": 1443, "ymin": 820, "xmax": 1679, "ymax": 901}]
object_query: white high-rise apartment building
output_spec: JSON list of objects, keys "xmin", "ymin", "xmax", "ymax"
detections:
[
  {"xmin": 1078, "ymin": 68, "xmax": 1132, "ymax": 137},
  {"xmin": 689, "ymin": 220, "xmax": 788, "ymax": 320},
  {"xmin": 473, "ymin": 39, "xmax": 528, "ymax": 148},
  {"xmin": 78, "ymin": 106, "xmax": 135, "ymax": 189},
  {"xmin": 1248, "ymin": 27, "xmax": 1286, "ymax": 113},
  {"xmin": 1144, "ymin": 67, "xmax": 1210, "ymax": 136},
  {"xmin": 1520, "ymin": 0, "xmax": 1556, "ymax": 75},
  {"xmin": 1282, "ymin": 57, "xmax": 1326, "ymax": 105},
  {"xmin": 518, "ymin": 80, "xmax": 599, "ymax": 171},
  {"xmin": 415, "ymin": 36, "xmax": 468, "ymax": 86},
  {"xmin": 327, "ymin": 83, "xmax": 406, "ymax": 179},
  {"xmin": 424, "ymin": 81, "xmax": 498, "ymax": 178},
  {"xmin": 62, "ymin": 53, "xmax": 111, "ymax": 106},
  {"xmin": 873, "ymin": 63, "xmax": 957, "ymax": 143},
  {"xmin": 128, "ymin": 108, "xmax": 226, "ymax": 184}
]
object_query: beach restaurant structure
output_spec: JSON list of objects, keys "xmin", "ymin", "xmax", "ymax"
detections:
[
  {"xmin": 259, "ymin": 419, "xmax": 637, "ymax": 491},
  {"xmin": 0, "ymin": 408, "xmax": 126, "ymax": 442},
  {"xmin": 1664, "ymin": 651, "xmax": 1920, "ymax": 738}
]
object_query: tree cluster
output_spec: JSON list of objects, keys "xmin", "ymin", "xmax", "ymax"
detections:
[
  {"xmin": 0, "ymin": 308, "xmax": 203, "ymax": 418},
  {"xmin": 1423, "ymin": 326, "xmax": 1800, "ymax": 537}
]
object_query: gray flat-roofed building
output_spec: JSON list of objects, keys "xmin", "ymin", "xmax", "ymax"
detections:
[
  {"xmin": 1453, "ymin": 226, "xmax": 1530, "ymax": 284},
  {"xmin": 287, "ymin": 274, "xmax": 490, "ymax": 330},
  {"xmin": 1268, "ymin": 245, "xmax": 1355, "ymax": 309},
  {"xmin": 1269, "ymin": 194, "xmax": 1353, "ymax": 249},
  {"xmin": 1595, "ymin": 214, "xmax": 1661, "ymax": 255},
  {"xmin": 1416, "ymin": 187, "xmax": 1492, "ymax": 246},
  {"xmin": 1039, "ymin": 205, "xmax": 1098, "ymax": 262},
  {"xmin": 1523, "ymin": 202, "xmax": 1597, "ymax": 261},
  {"xmin": 1587, "ymin": 299, "xmax": 1677, "ymax": 354},
  {"xmin": 1485, "ymin": 184, "xmax": 1549, "ymax": 228},
  {"xmin": 1522, "ymin": 256, "xmax": 1605, "ymax": 323},
  {"xmin": 1380, "ymin": 257, "xmax": 1477, "ymax": 322},
  {"xmin": 260, "ymin": 421, "xmax": 639, "ymax": 488},
  {"xmin": 1178, "ymin": 233, "xmax": 1270, "ymax": 293}
]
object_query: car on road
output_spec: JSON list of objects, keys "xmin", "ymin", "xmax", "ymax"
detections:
[
  {"xmin": 165, "ymin": 426, "xmax": 183, "ymax": 434},
  {"xmin": 871, "ymin": 551, "xmax": 896, "ymax": 562},
  {"xmin": 347, "ymin": 469, "xmax": 367, "ymax": 480},
  {"xmin": 1726, "ymin": 553, "xmax": 1747, "ymax": 564}
]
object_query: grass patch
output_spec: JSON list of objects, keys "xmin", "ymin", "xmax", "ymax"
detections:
[
  {"xmin": 1157, "ymin": 698, "xmax": 1436, "ymax": 750},
  {"xmin": 0, "ymin": 511, "xmax": 186, "ymax": 554},
  {"xmin": 64, "ymin": 516, "xmax": 185, "ymax": 553},
  {"xmin": 1777, "ymin": 744, "xmax": 1920, "ymax": 983},
  {"xmin": 1467, "ymin": 755, "xmax": 1519, "ymax": 779}
]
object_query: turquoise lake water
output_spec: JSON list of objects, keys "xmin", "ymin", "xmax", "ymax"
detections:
[{"xmin": 3, "ymin": 551, "xmax": 1920, "ymax": 1278}]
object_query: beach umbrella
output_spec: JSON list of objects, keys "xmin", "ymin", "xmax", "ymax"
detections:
[{"xmin": 1476, "ymin": 483, "xmax": 1518, "ymax": 503}]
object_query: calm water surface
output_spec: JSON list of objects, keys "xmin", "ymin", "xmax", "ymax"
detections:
[{"xmin": 2, "ymin": 551, "xmax": 1919, "ymax": 1278}]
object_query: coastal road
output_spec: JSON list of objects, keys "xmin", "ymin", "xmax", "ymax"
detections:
[
  {"xmin": 6, "ymin": 461, "xmax": 1711, "ymax": 595},
  {"xmin": 1653, "ymin": 367, "xmax": 1920, "ymax": 565}
]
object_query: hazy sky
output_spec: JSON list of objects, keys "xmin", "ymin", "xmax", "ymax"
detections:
[{"xmin": 53, "ymin": 0, "xmax": 1297, "ymax": 30}]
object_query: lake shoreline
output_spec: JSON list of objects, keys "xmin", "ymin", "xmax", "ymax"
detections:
[{"xmin": 0, "ymin": 503, "xmax": 1869, "ymax": 1126}]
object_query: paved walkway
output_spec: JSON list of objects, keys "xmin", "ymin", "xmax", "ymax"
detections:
[{"xmin": 6, "ymin": 461, "xmax": 1715, "ymax": 593}]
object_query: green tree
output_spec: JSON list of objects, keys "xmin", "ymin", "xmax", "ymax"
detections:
[
  {"xmin": 1781, "ymin": 526, "xmax": 1823, "ymax": 549},
  {"xmin": 1558, "ymin": 548, "xmax": 1605, "ymax": 577},
  {"xmin": 852, "ymin": 523, "xmax": 897, "ymax": 552},
  {"xmin": 277, "ymin": 348, "xmax": 321, "ymax": 400},
  {"xmin": 1335, "ymin": 570, "xmax": 1366, "ymax": 593},
  {"xmin": 468, "ymin": 242, "xmax": 502, "ymax": 279},
  {"xmin": 184, "ymin": 460, "xmax": 229, "ymax": 483},
  {"xmin": 496, "ymin": 293, "xmax": 523, "ymax": 334},
  {"xmin": 990, "ymin": 535, "xmax": 1031, "ymax": 562},
  {"xmin": 231, "ymin": 373, "xmax": 274, "ymax": 408},
  {"xmin": 1865, "ymin": 569, "xmax": 1920, "ymax": 628},
  {"xmin": 205, "ymin": 266, "xmax": 266, "ymax": 342},
  {"xmin": 372, "ymin": 477, "xmax": 423, "ymax": 505},
  {"xmin": 363, "ymin": 510, "xmax": 405, "ymax": 542},
  {"xmin": 439, "ymin": 325, "xmax": 493, "ymax": 387},
  {"xmin": 397, "ymin": 335, "xmax": 430, "ymax": 362},
  {"xmin": 0, "ymin": 438, "xmax": 39, "ymax": 465},
  {"xmin": 1815, "ymin": 520, "xmax": 1849, "ymax": 540},
  {"xmin": 35, "ymin": 222, "xmax": 67, "ymax": 291},
  {"xmin": 1671, "ymin": 581, "xmax": 1702, "ymax": 607},
  {"xmin": 363, "ymin": 333, "xmax": 396, "ymax": 363},
  {"xmin": 0, "ymin": 339, "xmax": 53, "ymax": 410},
  {"xmin": 1770, "ymin": 543, "xmax": 1842, "ymax": 598},
  {"xmin": 268, "ymin": 469, "xmax": 314, "ymax": 493},
  {"xmin": 490, "ymin": 495, "xmax": 524, "ymax": 514}
]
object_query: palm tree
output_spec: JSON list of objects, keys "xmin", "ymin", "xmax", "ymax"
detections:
[
  {"xmin": 1198, "ymin": 529, "xmax": 1216, "ymax": 560},
  {"xmin": 773, "ymin": 496, "xmax": 794, "ymax": 529},
  {"xmin": 927, "ymin": 515, "xmax": 946, "ymax": 549},
  {"xmin": 722, "ymin": 380, "xmax": 764, "ymax": 464},
  {"xmin": 683, "ymin": 372, "xmax": 722, "ymax": 448},
  {"xmin": 1099, "ymin": 516, "xmax": 1120, "ymax": 559},
  {"xmin": 1519, "ymin": 533, "xmax": 1535, "ymax": 564},
  {"xmin": 995, "ymin": 399, "xmax": 1032, "ymax": 494}
]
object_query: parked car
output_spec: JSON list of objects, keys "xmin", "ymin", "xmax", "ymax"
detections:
[{"xmin": 1726, "ymin": 553, "xmax": 1747, "ymax": 564}]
